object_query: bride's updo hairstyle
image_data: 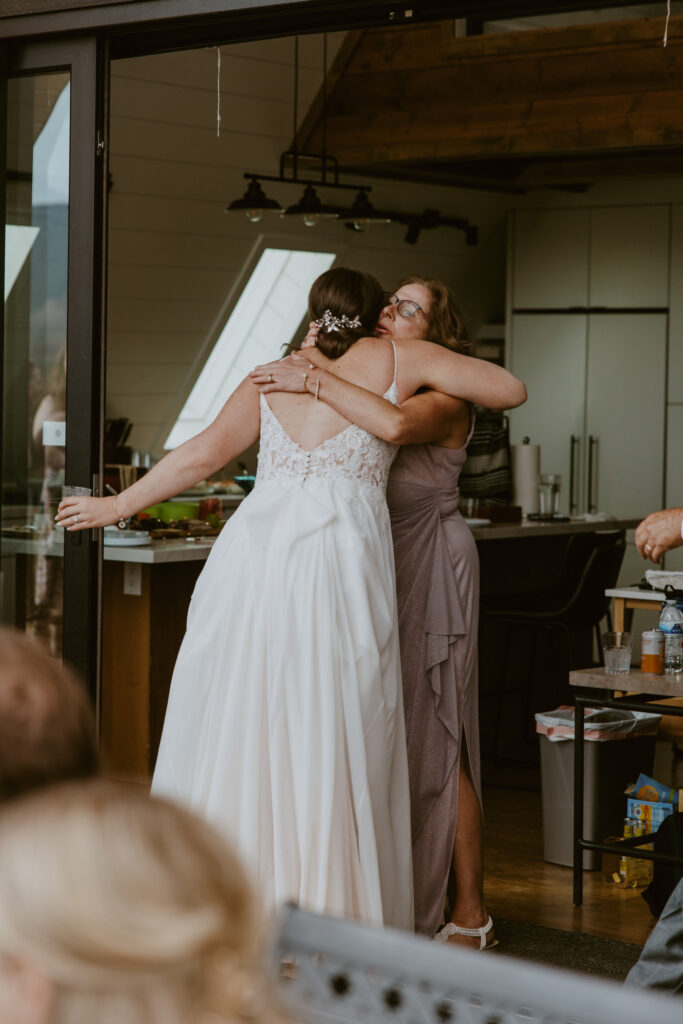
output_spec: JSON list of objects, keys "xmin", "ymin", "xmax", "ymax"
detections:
[
  {"xmin": 309, "ymin": 267, "xmax": 384, "ymax": 359},
  {"xmin": 0, "ymin": 779, "xmax": 282, "ymax": 1024},
  {"xmin": 398, "ymin": 275, "xmax": 470, "ymax": 353}
]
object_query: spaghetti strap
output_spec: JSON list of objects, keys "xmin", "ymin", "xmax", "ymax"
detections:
[{"xmin": 389, "ymin": 338, "xmax": 398, "ymax": 388}]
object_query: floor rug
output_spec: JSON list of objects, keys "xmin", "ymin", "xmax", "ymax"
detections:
[{"xmin": 492, "ymin": 918, "xmax": 643, "ymax": 980}]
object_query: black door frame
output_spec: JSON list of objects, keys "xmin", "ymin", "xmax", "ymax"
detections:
[
  {"xmin": 0, "ymin": 0, "xmax": 647, "ymax": 50},
  {"xmin": 3, "ymin": 35, "xmax": 108, "ymax": 697}
]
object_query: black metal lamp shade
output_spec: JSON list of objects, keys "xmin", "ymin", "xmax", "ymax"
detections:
[
  {"xmin": 282, "ymin": 184, "xmax": 340, "ymax": 226},
  {"xmin": 225, "ymin": 178, "xmax": 284, "ymax": 222}
]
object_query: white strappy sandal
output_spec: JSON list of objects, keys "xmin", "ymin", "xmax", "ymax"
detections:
[{"xmin": 434, "ymin": 915, "xmax": 498, "ymax": 951}]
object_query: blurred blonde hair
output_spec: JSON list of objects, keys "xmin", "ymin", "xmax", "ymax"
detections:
[{"xmin": 0, "ymin": 780, "xmax": 277, "ymax": 1024}]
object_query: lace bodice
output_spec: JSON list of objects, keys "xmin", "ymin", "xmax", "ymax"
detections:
[
  {"xmin": 256, "ymin": 391, "xmax": 397, "ymax": 488},
  {"xmin": 256, "ymin": 344, "xmax": 400, "ymax": 498}
]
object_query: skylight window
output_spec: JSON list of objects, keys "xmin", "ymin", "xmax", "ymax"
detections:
[{"xmin": 164, "ymin": 247, "xmax": 336, "ymax": 449}]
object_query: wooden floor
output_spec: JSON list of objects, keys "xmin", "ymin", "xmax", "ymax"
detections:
[
  {"xmin": 114, "ymin": 741, "xmax": 683, "ymax": 950},
  {"xmin": 483, "ymin": 742, "xmax": 683, "ymax": 947}
]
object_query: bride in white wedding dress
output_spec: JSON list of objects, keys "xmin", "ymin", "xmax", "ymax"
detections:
[{"xmin": 56, "ymin": 268, "xmax": 526, "ymax": 929}]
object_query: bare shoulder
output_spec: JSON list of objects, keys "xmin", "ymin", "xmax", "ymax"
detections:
[
  {"xmin": 338, "ymin": 335, "xmax": 393, "ymax": 361},
  {"xmin": 400, "ymin": 337, "xmax": 465, "ymax": 361},
  {"xmin": 332, "ymin": 336, "xmax": 396, "ymax": 392}
]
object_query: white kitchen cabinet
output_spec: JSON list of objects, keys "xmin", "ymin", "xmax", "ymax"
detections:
[
  {"xmin": 511, "ymin": 205, "xmax": 669, "ymax": 311},
  {"xmin": 511, "ymin": 208, "xmax": 589, "ymax": 309},
  {"xmin": 508, "ymin": 314, "xmax": 586, "ymax": 515},
  {"xmin": 668, "ymin": 205, "xmax": 683, "ymax": 404},
  {"xmin": 585, "ymin": 314, "xmax": 667, "ymax": 517},
  {"xmin": 665, "ymin": 404, "xmax": 683, "ymax": 572},
  {"xmin": 589, "ymin": 206, "xmax": 670, "ymax": 309},
  {"xmin": 509, "ymin": 313, "xmax": 666, "ymax": 518}
]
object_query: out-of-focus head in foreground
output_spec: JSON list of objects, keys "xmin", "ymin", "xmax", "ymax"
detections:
[
  {"xmin": 0, "ymin": 627, "xmax": 99, "ymax": 803},
  {"xmin": 0, "ymin": 779, "xmax": 273, "ymax": 1024}
]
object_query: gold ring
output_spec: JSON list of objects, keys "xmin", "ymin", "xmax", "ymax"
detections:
[
  {"xmin": 268, "ymin": 374, "xmax": 273, "ymax": 384},
  {"xmin": 645, "ymin": 544, "xmax": 653, "ymax": 552},
  {"xmin": 302, "ymin": 373, "xmax": 308, "ymax": 389}
]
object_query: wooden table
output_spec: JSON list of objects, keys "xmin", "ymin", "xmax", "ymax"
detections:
[
  {"xmin": 569, "ymin": 666, "xmax": 683, "ymax": 905},
  {"xmin": 605, "ymin": 586, "xmax": 664, "ymax": 632}
]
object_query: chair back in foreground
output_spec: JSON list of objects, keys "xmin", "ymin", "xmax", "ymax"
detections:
[{"xmin": 270, "ymin": 904, "xmax": 680, "ymax": 1024}]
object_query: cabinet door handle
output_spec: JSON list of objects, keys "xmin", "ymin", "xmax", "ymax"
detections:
[
  {"xmin": 569, "ymin": 435, "xmax": 580, "ymax": 515},
  {"xmin": 587, "ymin": 435, "xmax": 598, "ymax": 513}
]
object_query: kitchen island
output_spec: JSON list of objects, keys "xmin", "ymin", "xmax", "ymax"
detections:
[
  {"xmin": 3, "ymin": 513, "xmax": 639, "ymax": 777},
  {"xmin": 96, "ymin": 515, "xmax": 639, "ymax": 778}
]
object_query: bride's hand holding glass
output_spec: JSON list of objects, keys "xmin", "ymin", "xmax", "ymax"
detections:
[{"xmin": 55, "ymin": 495, "xmax": 120, "ymax": 531}]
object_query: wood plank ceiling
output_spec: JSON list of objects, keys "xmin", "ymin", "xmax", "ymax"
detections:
[{"xmin": 297, "ymin": 15, "xmax": 683, "ymax": 191}]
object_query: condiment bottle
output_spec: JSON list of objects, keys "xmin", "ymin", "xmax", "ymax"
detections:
[{"xmin": 641, "ymin": 629, "xmax": 664, "ymax": 674}]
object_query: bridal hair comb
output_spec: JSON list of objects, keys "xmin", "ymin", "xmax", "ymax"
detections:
[{"xmin": 315, "ymin": 309, "xmax": 362, "ymax": 333}]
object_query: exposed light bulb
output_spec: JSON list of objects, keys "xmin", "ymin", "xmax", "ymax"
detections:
[
  {"xmin": 303, "ymin": 212, "xmax": 319, "ymax": 227},
  {"xmin": 352, "ymin": 219, "xmax": 368, "ymax": 231},
  {"xmin": 245, "ymin": 208, "xmax": 264, "ymax": 223}
]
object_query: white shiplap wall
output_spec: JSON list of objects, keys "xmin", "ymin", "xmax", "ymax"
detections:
[{"xmin": 107, "ymin": 35, "xmax": 510, "ymax": 463}]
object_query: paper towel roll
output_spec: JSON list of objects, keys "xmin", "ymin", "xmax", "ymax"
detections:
[{"xmin": 511, "ymin": 442, "xmax": 541, "ymax": 516}]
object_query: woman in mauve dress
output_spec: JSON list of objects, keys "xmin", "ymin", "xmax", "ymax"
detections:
[{"xmin": 254, "ymin": 277, "xmax": 519, "ymax": 950}]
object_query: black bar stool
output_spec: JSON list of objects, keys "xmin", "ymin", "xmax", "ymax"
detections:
[{"xmin": 479, "ymin": 531, "xmax": 626, "ymax": 764}]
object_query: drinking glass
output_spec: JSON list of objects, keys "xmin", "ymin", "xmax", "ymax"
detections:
[
  {"xmin": 538, "ymin": 474, "xmax": 561, "ymax": 517},
  {"xmin": 62, "ymin": 485, "xmax": 92, "ymax": 500},
  {"xmin": 601, "ymin": 631, "xmax": 633, "ymax": 675}
]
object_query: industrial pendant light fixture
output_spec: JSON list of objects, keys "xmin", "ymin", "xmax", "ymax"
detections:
[
  {"xmin": 280, "ymin": 35, "xmax": 341, "ymax": 227},
  {"xmin": 225, "ymin": 35, "xmax": 478, "ymax": 246},
  {"xmin": 283, "ymin": 183, "xmax": 340, "ymax": 227},
  {"xmin": 343, "ymin": 189, "xmax": 392, "ymax": 232},
  {"xmin": 225, "ymin": 176, "xmax": 284, "ymax": 222}
]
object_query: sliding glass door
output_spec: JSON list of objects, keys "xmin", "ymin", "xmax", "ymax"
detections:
[{"xmin": 0, "ymin": 38, "xmax": 107, "ymax": 696}]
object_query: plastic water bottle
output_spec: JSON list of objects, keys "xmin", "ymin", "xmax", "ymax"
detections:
[{"xmin": 659, "ymin": 598, "xmax": 683, "ymax": 673}]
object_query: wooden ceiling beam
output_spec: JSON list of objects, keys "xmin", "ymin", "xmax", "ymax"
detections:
[{"xmin": 298, "ymin": 15, "xmax": 683, "ymax": 176}]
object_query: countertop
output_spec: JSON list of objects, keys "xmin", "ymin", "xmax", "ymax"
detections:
[
  {"xmin": 1, "ymin": 531, "xmax": 219, "ymax": 564},
  {"xmin": 2, "ymin": 514, "xmax": 641, "ymax": 563},
  {"xmin": 467, "ymin": 516, "xmax": 640, "ymax": 541},
  {"xmin": 570, "ymin": 665, "xmax": 683, "ymax": 698}
]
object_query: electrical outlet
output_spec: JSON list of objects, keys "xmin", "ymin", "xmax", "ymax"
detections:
[
  {"xmin": 42, "ymin": 420, "xmax": 66, "ymax": 446},
  {"xmin": 123, "ymin": 562, "xmax": 142, "ymax": 596}
]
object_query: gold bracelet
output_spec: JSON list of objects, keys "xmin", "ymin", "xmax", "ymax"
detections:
[{"xmin": 113, "ymin": 494, "xmax": 128, "ymax": 531}]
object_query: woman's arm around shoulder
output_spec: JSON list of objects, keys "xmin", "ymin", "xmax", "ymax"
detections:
[
  {"xmin": 401, "ymin": 339, "xmax": 527, "ymax": 410},
  {"xmin": 251, "ymin": 345, "xmax": 467, "ymax": 445}
]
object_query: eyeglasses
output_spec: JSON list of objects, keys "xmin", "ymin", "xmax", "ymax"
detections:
[{"xmin": 383, "ymin": 293, "xmax": 423, "ymax": 319}]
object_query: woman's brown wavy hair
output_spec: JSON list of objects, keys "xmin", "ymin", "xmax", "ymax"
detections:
[{"xmin": 398, "ymin": 276, "xmax": 470, "ymax": 353}]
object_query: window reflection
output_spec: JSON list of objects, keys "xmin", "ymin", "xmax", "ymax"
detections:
[{"xmin": 1, "ymin": 73, "xmax": 70, "ymax": 657}]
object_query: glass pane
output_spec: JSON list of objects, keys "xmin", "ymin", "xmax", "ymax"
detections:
[{"xmin": 1, "ymin": 72, "xmax": 70, "ymax": 657}]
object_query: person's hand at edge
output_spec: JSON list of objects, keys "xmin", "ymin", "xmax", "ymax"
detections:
[{"xmin": 635, "ymin": 507, "xmax": 683, "ymax": 564}]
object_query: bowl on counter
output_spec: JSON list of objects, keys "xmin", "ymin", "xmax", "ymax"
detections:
[
  {"xmin": 234, "ymin": 475, "xmax": 256, "ymax": 495},
  {"xmin": 157, "ymin": 501, "xmax": 200, "ymax": 522}
]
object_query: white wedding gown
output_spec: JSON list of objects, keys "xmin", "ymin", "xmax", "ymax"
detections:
[{"xmin": 152, "ymin": 351, "xmax": 413, "ymax": 930}]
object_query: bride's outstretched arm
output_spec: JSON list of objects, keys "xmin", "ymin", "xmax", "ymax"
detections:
[{"xmin": 56, "ymin": 378, "xmax": 261, "ymax": 532}]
